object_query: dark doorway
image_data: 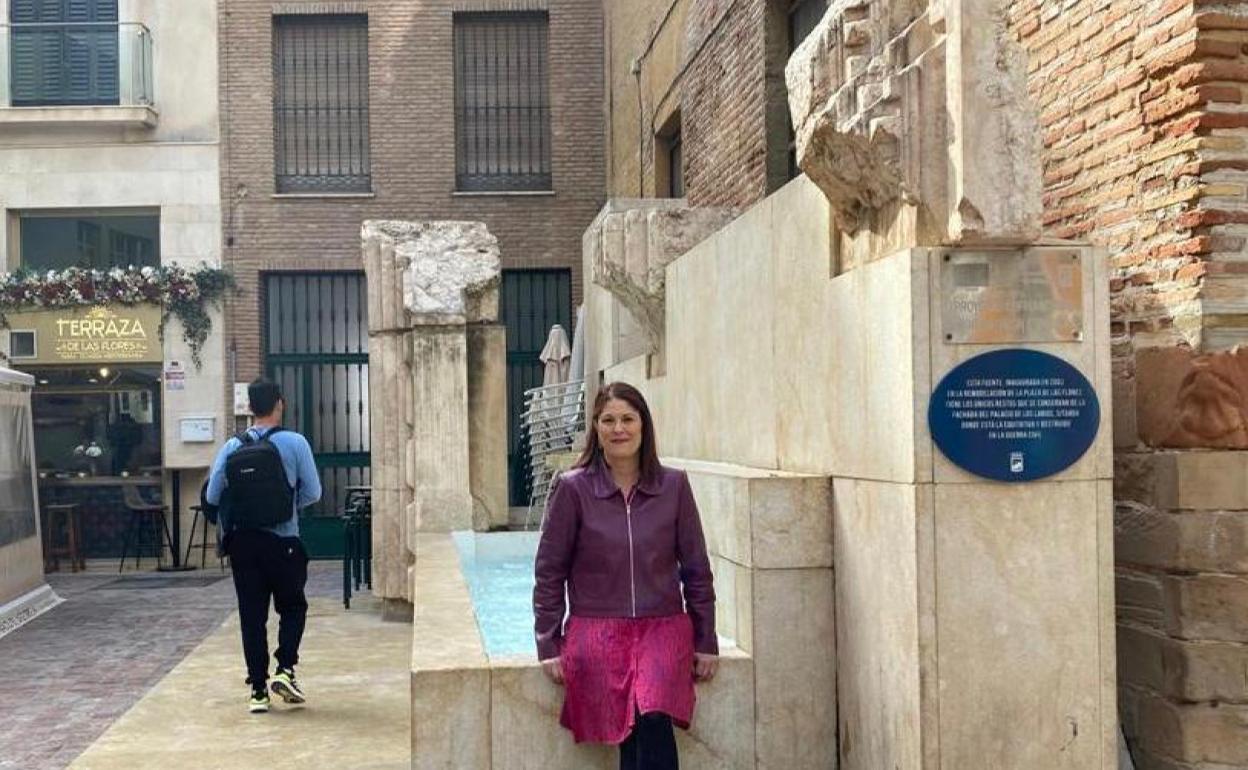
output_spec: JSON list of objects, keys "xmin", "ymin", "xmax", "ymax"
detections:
[
  {"xmin": 263, "ymin": 273, "xmax": 370, "ymax": 558},
  {"xmin": 501, "ymin": 269, "xmax": 572, "ymax": 506}
]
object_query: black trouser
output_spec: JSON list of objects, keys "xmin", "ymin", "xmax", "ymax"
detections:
[
  {"xmin": 619, "ymin": 711, "xmax": 678, "ymax": 770},
  {"xmin": 226, "ymin": 529, "xmax": 309, "ymax": 688}
]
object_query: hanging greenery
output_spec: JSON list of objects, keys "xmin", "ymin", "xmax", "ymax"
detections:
[{"xmin": 0, "ymin": 264, "xmax": 238, "ymax": 368}]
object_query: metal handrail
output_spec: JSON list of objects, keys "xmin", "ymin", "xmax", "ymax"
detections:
[{"xmin": 2, "ymin": 22, "xmax": 151, "ymax": 31}]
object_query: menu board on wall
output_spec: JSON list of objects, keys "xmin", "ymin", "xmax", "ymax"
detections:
[{"xmin": 6, "ymin": 305, "xmax": 163, "ymax": 365}]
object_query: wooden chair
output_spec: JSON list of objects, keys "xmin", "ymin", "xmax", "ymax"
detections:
[{"xmin": 43, "ymin": 503, "xmax": 82, "ymax": 573}]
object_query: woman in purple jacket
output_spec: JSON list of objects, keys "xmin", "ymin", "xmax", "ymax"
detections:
[{"xmin": 533, "ymin": 381, "xmax": 718, "ymax": 770}]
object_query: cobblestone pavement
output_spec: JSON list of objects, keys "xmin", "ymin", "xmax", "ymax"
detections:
[{"xmin": 0, "ymin": 562, "xmax": 344, "ymax": 770}]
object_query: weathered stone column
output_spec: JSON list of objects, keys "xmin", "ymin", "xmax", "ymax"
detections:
[
  {"xmin": 409, "ymin": 327, "xmax": 472, "ymax": 531},
  {"xmin": 467, "ymin": 324, "xmax": 509, "ymax": 530},
  {"xmin": 363, "ymin": 220, "xmax": 504, "ymax": 613},
  {"xmin": 363, "ymin": 223, "xmax": 417, "ymax": 613}
]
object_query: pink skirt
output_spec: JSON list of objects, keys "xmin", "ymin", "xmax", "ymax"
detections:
[{"xmin": 559, "ymin": 613, "xmax": 696, "ymax": 744}]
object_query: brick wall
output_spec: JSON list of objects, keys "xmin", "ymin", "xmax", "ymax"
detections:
[
  {"xmin": 603, "ymin": 0, "xmax": 790, "ymax": 208},
  {"xmin": 1014, "ymin": 0, "xmax": 1248, "ymax": 365},
  {"xmin": 1011, "ymin": 1, "xmax": 1248, "ymax": 765},
  {"xmin": 682, "ymin": 0, "xmax": 784, "ymax": 208},
  {"xmin": 219, "ymin": 0, "xmax": 605, "ymax": 381}
]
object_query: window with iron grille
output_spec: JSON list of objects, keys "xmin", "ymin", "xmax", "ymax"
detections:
[
  {"xmin": 453, "ymin": 12, "xmax": 552, "ymax": 193},
  {"xmin": 272, "ymin": 14, "xmax": 371, "ymax": 194}
]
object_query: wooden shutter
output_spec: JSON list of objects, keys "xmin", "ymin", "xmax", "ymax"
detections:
[
  {"xmin": 64, "ymin": 0, "xmax": 117, "ymax": 22},
  {"xmin": 9, "ymin": 0, "xmax": 118, "ymax": 106}
]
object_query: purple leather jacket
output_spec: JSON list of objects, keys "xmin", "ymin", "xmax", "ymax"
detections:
[{"xmin": 533, "ymin": 458, "xmax": 718, "ymax": 661}]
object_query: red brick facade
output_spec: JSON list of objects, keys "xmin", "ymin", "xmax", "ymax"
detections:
[
  {"xmin": 219, "ymin": 0, "xmax": 605, "ymax": 381},
  {"xmin": 1010, "ymin": 2, "xmax": 1248, "ymax": 765},
  {"xmin": 1012, "ymin": 0, "xmax": 1248, "ymax": 372},
  {"xmin": 680, "ymin": 0, "xmax": 791, "ymax": 209}
]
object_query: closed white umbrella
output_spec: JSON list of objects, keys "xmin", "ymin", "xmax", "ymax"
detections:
[{"xmin": 539, "ymin": 324, "xmax": 572, "ymax": 387}]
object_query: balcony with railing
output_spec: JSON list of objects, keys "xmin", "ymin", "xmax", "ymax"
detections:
[{"xmin": 0, "ymin": 21, "xmax": 156, "ymax": 128}]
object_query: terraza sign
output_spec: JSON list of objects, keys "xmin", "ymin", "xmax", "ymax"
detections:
[
  {"xmin": 928, "ymin": 349, "xmax": 1100, "ymax": 482},
  {"xmin": 7, "ymin": 305, "xmax": 162, "ymax": 364},
  {"xmin": 56, "ymin": 315, "xmax": 149, "ymax": 339}
]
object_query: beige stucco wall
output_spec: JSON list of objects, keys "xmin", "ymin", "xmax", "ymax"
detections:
[
  {"xmin": 0, "ymin": 0, "xmax": 225, "ymax": 473},
  {"xmin": 604, "ymin": 0, "xmax": 689, "ymax": 198},
  {"xmin": 587, "ymin": 176, "xmax": 1118, "ymax": 768},
  {"xmin": 0, "ymin": 0, "xmax": 220, "ymax": 145}
]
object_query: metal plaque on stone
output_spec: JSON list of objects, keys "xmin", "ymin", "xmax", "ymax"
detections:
[
  {"xmin": 939, "ymin": 249, "xmax": 1083, "ymax": 344},
  {"xmin": 928, "ymin": 349, "xmax": 1100, "ymax": 482}
]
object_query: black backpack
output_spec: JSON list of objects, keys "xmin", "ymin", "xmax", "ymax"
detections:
[{"xmin": 224, "ymin": 427, "xmax": 295, "ymax": 529}]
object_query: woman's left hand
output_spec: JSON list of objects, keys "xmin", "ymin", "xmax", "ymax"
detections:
[{"xmin": 693, "ymin": 653, "xmax": 718, "ymax": 682}]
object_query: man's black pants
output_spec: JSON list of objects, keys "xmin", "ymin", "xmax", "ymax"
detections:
[{"xmin": 226, "ymin": 529, "xmax": 309, "ymax": 687}]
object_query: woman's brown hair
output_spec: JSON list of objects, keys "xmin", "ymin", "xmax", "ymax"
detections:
[{"xmin": 573, "ymin": 382, "xmax": 661, "ymax": 483}]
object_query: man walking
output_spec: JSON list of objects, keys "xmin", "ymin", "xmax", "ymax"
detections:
[{"xmin": 206, "ymin": 378, "xmax": 322, "ymax": 714}]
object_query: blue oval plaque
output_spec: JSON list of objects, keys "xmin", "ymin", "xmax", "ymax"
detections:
[{"xmin": 928, "ymin": 349, "xmax": 1100, "ymax": 482}]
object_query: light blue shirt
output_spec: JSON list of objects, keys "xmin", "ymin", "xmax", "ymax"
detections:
[{"xmin": 205, "ymin": 426, "xmax": 322, "ymax": 538}]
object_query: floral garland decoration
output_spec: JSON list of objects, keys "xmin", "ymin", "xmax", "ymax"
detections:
[{"xmin": 0, "ymin": 264, "xmax": 238, "ymax": 368}]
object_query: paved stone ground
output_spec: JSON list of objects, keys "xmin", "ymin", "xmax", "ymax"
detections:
[
  {"xmin": 0, "ymin": 562, "xmax": 344, "ymax": 770},
  {"xmin": 68, "ymin": 592, "xmax": 410, "ymax": 770}
]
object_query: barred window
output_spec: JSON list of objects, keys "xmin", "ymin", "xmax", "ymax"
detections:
[
  {"xmin": 272, "ymin": 14, "xmax": 371, "ymax": 194},
  {"xmin": 453, "ymin": 12, "xmax": 552, "ymax": 192}
]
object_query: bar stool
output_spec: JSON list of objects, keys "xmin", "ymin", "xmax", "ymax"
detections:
[
  {"xmin": 42, "ymin": 503, "xmax": 82, "ymax": 573},
  {"xmin": 118, "ymin": 484, "xmax": 175, "ymax": 572},
  {"xmin": 183, "ymin": 504, "xmax": 224, "ymax": 572}
]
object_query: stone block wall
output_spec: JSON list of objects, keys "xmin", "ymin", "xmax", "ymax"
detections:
[
  {"xmin": 587, "ymin": 176, "xmax": 1117, "ymax": 768},
  {"xmin": 672, "ymin": 459, "xmax": 837, "ymax": 770},
  {"xmin": 1116, "ymin": 450, "xmax": 1248, "ymax": 768}
]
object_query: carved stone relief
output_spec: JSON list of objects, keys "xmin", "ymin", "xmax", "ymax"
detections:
[
  {"xmin": 786, "ymin": 0, "xmax": 1041, "ymax": 246},
  {"xmin": 1137, "ymin": 346, "xmax": 1248, "ymax": 449},
  {"xmin": 587, "ymin": 201, "xmax": 736, "ymax": 354}
]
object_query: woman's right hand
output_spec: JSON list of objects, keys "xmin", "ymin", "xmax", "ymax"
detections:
[{"xmin": 541, "ymin": 657, "xmax": 565, "ymax": 685}]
